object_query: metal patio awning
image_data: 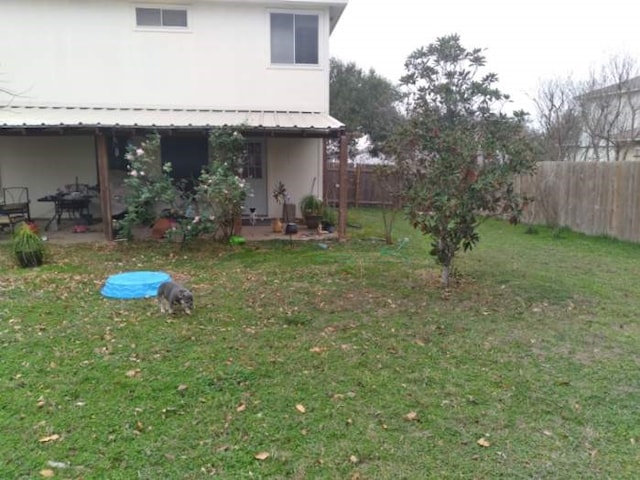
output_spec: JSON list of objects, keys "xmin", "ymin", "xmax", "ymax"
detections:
[{"xmin": 0, "ymin": 105, "xmax": 345, "ymax": 136}]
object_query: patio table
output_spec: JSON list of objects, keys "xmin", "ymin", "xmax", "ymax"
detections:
[{"xmin": 38, "ymin": 193, "xmax": 92, "ymax": 231}]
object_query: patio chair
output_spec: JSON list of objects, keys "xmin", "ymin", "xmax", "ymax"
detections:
[{"xmin": 0, "ymin": 186, "xmax": 30, "ymax": 232}]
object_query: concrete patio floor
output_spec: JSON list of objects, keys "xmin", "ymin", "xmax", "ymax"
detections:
[{"xmin": 1, "ymin": 219, "xmax": 336, "ymax": 245}]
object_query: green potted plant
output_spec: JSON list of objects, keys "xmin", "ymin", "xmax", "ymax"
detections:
[
  {"xmin": 299, "ymin": 194, "xmax": 323, "ymax": 229},
  {"xmin": 321, "ymin": 204, "xmax": 337, "ymax": 233},
  {"xmin": 12, "ymin": 222, "xmax": 46, "ymax": 267}
]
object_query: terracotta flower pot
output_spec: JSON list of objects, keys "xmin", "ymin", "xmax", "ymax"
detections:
[
  {"xmin": 233, "ymin": 216, "xmax": 242, "ymax": 235},
  {"xmin": 151, "ymin": 217, "xmax": 175, "ymax": 240}
]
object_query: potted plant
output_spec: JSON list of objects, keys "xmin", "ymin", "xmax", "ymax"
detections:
[
  {"xmin": 299, "ymin": 194, "xmax": 323, "ymax": 229},
  {"xmin": 12, "ymin": 222, "xmax": 46, "ymax": 267},
  {"xmin": 321, "ymin": 204, "xmax": 337, "ymax": 233},
  {"xmin": 272, "ymin": 181, "xmax": 295, "ymax": 227}
]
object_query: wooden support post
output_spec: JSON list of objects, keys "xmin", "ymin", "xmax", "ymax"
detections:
[
  {"xmin": 338, "ymin": 133, "xmax": 348, "ymax": 240},
  {"xmin": 95, "ymin": 132, "xmax": 113, "ymax": 241},
  {"xmin": 322, "ymin": 137, "xmax": 328, "ymax": 204}
]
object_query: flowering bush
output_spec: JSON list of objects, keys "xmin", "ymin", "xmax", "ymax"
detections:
[
  {"xmin": 118, "ymin": 133, "xmax": 177, "ymax": 239},
  {"xmin": 118, "ymin": 128, "xmax": 250, "ymax": 243},
  {"xmin": 165, "ymin": 214, "xmax": 217, "ymax": 244},
  {"xmin": 195, "ymin": 128, "xmax": 251, "ymax": 242}
]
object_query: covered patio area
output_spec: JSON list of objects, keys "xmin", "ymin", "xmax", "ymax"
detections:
[{"xmin": 0, "ymin": 105, "xmax": 350, "ymax": 242}]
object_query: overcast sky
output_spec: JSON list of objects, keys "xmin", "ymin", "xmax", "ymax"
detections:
[{"xmin": 329, "ymin": 0, "xmax": 640, "ymax": 115}]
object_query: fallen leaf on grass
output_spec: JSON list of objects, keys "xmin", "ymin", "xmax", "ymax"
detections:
[
  {"xmin": 39, "ymin": 470, "xmax": 55, "ymax": 478},
  {"xmin": 477, "ymin": 437, "xmax": 491, "ymax": 447},
  {"xmin": 125, "ymin": 369, "xmax": 141, "ymax": 378},
  {"xmin": 331, "ymin": 392, "xmax": 356, "ymax": 401},
  {"xmin": 39, "ymin": 434, "xmax": 60, "ymax": 443},
  {"xmin": 177, "ymin": 384, "xmax": 188, "ymax": 392},
  {"xmin": 309, "ymin": 346, "xmax": 327, "ymax": 353},
  {"xmin": 236, "ymin": 403, "xmax": 246, "ymax": 412},
  {"xmin": 295, "ymin": 404, "xmax": 306, "ymax": 414},
  {"xmin": 404, "ymin": 411, "xmax": 418, "ymax": 422},
  {"xmin": 254, "ymin": 452, "xmax": 270, "ymax": 460},
  {"xmin": 349, "ymin": 455, "xmax": 359, "ymax": 464}
]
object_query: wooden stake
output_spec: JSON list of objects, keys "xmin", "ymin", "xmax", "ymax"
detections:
[{"xmin": 95, "ymin": 133, "xmax": 113, "ymax": 241}]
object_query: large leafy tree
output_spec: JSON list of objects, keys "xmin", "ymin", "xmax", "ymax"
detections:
[
  {"xmin": 389, "ymin": 34, "xmax": 535, "ymax": 287},
  {"xmin": 329, "ymin": 58, "xmax": 401, "ymax": 154}
]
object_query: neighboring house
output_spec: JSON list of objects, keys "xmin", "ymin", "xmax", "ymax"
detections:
[
  {"xmin": 0, "ymin": 0, "xmax": 348, "ymax": 238},
  {"xmin": 574, "ymin": 75, "xmax": 640, "ymax": 162}
]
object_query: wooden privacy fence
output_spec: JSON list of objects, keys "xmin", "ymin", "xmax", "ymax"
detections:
[
  {"xmin": 325, "ymin": 161, "xmax": 640, "ymax": 242},
  {"xmin": 515, "ymin": 161, "xmax": 640, "ymax": 242},
  {"xmin": 325, "ymin": 163, "xmax": 389, "ymax": 207}
]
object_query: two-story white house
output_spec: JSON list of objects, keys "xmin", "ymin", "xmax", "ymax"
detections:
[
  {"xmin": 0, "ymin": 0, "xmax": 348, "ymax": 238},
  {"xmin": 573, "ymin": 75, "xmax": 640, "ymax": 162}
]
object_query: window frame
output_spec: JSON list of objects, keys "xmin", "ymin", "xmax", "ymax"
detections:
[
  {"xmin": 268, "ymin": 10, "xmax": 322, "ymax": 68},
  {"xmin": 133, "ymin": 4, "xmax": 191, "ymax": 32},
  {"xmin": 242, "ymin": 141, "xmax": 265, "ymax": 180}
]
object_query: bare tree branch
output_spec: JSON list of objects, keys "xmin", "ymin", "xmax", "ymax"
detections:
[
  {"xmin": 0, "ymin": 72, "xmax": 19, "ymax": 107},
  {"xmin": 533, "ymin": 77, "xmax": 581, "ymax": 161}
]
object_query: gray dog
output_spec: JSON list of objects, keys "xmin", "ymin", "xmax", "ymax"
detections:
[{"xmin": 157, "ymin": 281, "xmax": 194, "ymax": 315}]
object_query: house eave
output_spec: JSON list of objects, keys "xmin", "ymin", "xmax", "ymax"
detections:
[{"xmin": 0, "ymin": 105, "xmax": 346, "ymax": 138}]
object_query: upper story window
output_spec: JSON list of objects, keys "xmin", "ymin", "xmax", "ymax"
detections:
[
  {"xmin": 270, "ymin": 13, "xmax": 319, "ymax": 65},
  {"xmin": 136, "ymin": 7, "xmax": 188, "ymax": 29}
]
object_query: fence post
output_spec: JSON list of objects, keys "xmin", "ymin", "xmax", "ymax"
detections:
[{"xmin": 355, "ymin": 164, "xmax": 361, "ymax": 208}]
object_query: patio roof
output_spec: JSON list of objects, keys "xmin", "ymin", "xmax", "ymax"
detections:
[{"xmin": 0, "ymin": 105, "xmax": 345, "ymax": 137}]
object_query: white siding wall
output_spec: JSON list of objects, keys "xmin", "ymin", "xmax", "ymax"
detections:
[
  {"xmin": 0, "ymin": 136, "xmax": 97, "ymax": 219},
  {"xmin": 0, "ymin": 0, "xmax": 331, "ymax": 113},
  {"xmin": 267, "ymin": 137, "xmax": 323, "ymax": 217}
]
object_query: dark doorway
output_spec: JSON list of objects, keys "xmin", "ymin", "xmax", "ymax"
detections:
[
  {"xmin": 105, "ymin": 134, "xmax": 132, "ymax": 171},
  {"xmin": 161, "ymin": 135, "xmax": 209, "ymax": 191}
]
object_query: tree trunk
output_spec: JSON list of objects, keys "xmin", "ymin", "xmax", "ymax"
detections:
[
  {"xmin": 438, "ymin": 237, "xmax": 451, "ymax": 288},
  {"xmin": 441, "ymin": 265, "xmax": 450, "ymax": 288}
]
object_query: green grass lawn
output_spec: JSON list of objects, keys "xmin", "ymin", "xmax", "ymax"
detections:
[{"xmin": 1, "ymin": 210, "xmax": 640, "ymax": 479}]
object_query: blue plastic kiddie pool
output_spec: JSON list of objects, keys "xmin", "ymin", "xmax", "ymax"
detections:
[{"xmin": 101, "ymin": 271, "xmax": 172, "ymax": 299}]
